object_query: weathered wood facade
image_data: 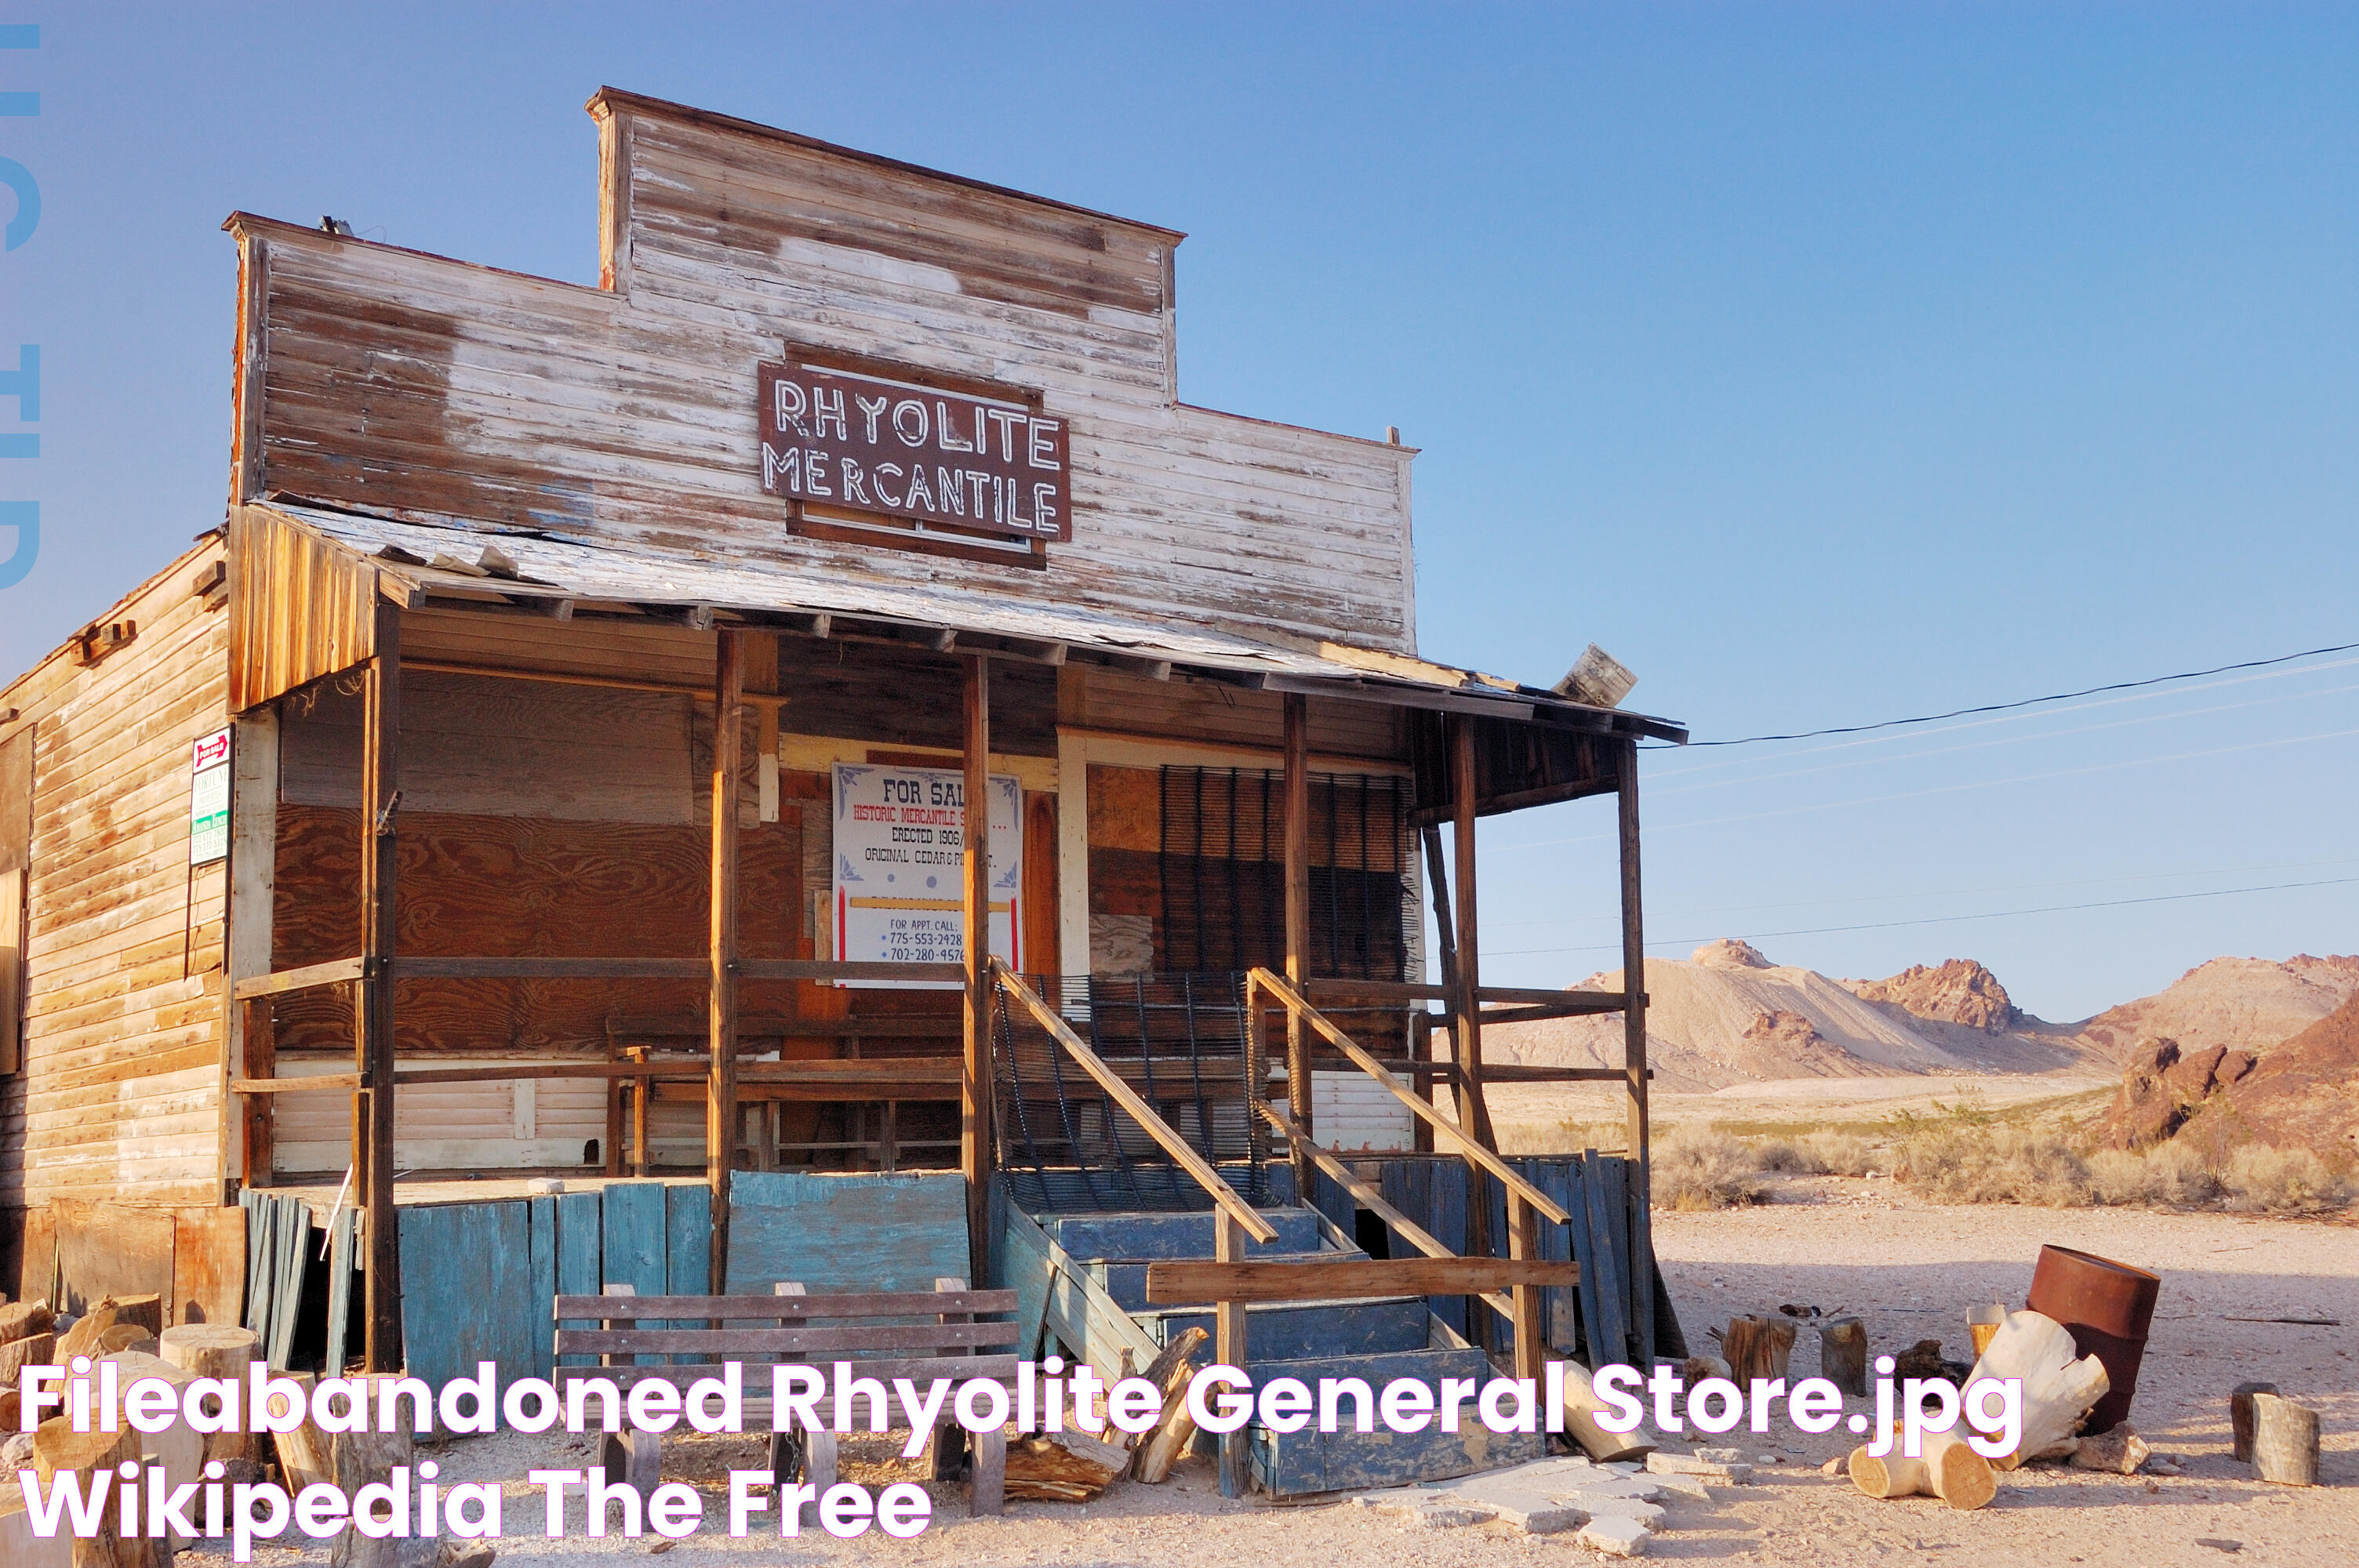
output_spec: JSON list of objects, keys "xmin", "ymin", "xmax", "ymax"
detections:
[{"xmin": 1, "ymin": 89, "xmax": 1682, "ymax": 1376}]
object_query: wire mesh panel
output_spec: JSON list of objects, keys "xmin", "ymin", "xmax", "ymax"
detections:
[
  {"xmin": 993, "ymin": 971, "xmax": 1274, "ymax": 1214},
  {"xmin": 1157, "ymin": 766, "xmax": 1417, "ymax": 981}
]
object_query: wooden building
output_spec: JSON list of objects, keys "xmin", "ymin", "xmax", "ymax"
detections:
[{"xmin": 0, "ymin": 90, "xmax": 1683, "ymax": 1400}]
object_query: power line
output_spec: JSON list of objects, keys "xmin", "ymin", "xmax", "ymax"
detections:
[
  {"xmin": 1654, "ymin": 637, "xmax": 2359, "ymax": 750},
  {"xmin": 1486, "ymin": 873, "xmax": 2359, "ymax": 959}
]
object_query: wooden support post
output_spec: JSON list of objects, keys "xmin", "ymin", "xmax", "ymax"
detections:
[
  {"xmin": 1448, "ymin": 717, "xmax": 1494, "ymax": 1149},
  {"xmin": 358, "ymin": 600, "xmax": 402, "ymax": 1372},
  {"xmin": 1417, "ymin": 822, "xmax": 1454, "ymax": 1154},
  {"xmin": 1507, "ymin": 1191, "xmax": 1543, "ymax": 1384},
  {"xmin": 241, "ymin": 997, "xmax": 275, "ymax": 1189},
  {"xmin": 1213, "ymin": 1206, "xmax": 1248, "ymax": 1498},
  {"xmin": 1281, "ymin": 692, "xmax": 1312, "ymax": 1200},
  {"xmin": 707, "ymin": 629, "xmax": 744, "ymax": 1292},
  {"xmin": 961, "ymin": 655, "xmax": 994, "ymax": 1285},
  {"xmin": 1615, "ymin": 739, "xmax": 1655, "ymax": 1361},
  {"xmin": 1448, "ymin": 717, "xmax": 1495, "ymax": 1341}
]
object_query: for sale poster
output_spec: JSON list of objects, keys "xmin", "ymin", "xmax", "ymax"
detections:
[{"xmin": 831, "ymin": 762, "xmax": 1022, "ymax": 987}]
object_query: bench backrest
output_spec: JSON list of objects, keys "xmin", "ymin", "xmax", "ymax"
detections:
[{"xmin": 553, "ymin": 1279, "xmax": 1020, "ymax": 1388}]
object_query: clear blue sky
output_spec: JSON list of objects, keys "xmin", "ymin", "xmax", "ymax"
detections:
[{"xmin": 3, "ymin": 5, "xmax": 2354, "ymax": 1021}]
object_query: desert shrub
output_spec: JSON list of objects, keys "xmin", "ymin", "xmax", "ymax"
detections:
[
  {"xmin": 1896, "ymin": 1124, "xmax": 2092, "ymax": 1207},
  {"xmin": 2088, "ymin": 1142, "xmax": 2226, "ymax": 1207},
  {"xmin": 1753, "ymin": 1138, "xmax": 1811, "ymax": 1173},
  {"xmin": 1655, "ymin": 1128, "xmax": 1767, "ymax": 1210},
  {"xmin": 2223, "ymin": 1146, "xmax": 2351, "ymax": 1215},
  {"xmin": 1799, "ymin": 1130, "xmax": 1877, "ymax": 1177}
]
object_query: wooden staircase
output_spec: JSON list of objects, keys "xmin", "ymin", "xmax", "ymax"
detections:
[{"xmin": 989, "ymin": 963, "xmax": 1578, "ymax": 1497}]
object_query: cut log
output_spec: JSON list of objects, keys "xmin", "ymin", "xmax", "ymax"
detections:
[
  {"xmin": 2230, "ymin": 1381, "xmax": 2277, "ymax": 1465},
  {"xmin": 54, "ymin": 1294, "xmax": 166, "ymax": 1360},
  {"xmin": 1820, "ymin": 1317, "xmax": 1868, "ymax": 1397},
  {"xmin": 1963, "ymin": 1310, "xmax": 2109, "ymax": 1470},
  {"xmin": 0, "ymin": 1332, "xmax": 55, "ymax": 1385},
  {"xmin": 1682, "ymin": 1354, "xmax": 1732, "ymax": 1385},
  {"xmin": 1848, "ymin": 1427, "xmax": 1996, "ymax": 1510},
  {"xmin": 268, "ymin": 1371, "xmax": 330, "ymax": 1490},
  {"xmin": 1127, "ymin": 1324, "xmax": 1207, "ymax": 1482},
  {"xmin": 1005, "ymin": 1429, "xmax": 1128, "ymax": 1503},
  {"xmin": 0, "ymin": 1299, "xmax": 53, "ymax": 1341},
  {"xmin": 328, "ymin": 1376, "xmax": 442, "ymax": 1568},
  {"xmin": 159, "ymin": 1323, "xmax": 261, "ymax": 1465},
  {"xmin": 98, "ymin": 1352, "xmax": 202, "ymax": 1552},
  {"xmin": 2249, "ymin": 1392, "xmax": 2320, "ymax": 1487},
  {"xmin": 32, "ymin": 1416, "xmax": 160, "ymax": 1568},
  {"xmin": 1557, "ymin": 1356, "xmax": 1660, "ymax": 1463},
  {"xmin": 93, "ymin": 1326, "xmax": 154, "ymax": 1356},
  {"xmin": 1722, "ymin": 1316, "xmax": 1797, "ymax": 1385}
]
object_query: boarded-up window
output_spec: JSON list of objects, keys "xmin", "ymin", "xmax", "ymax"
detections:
[
  {"xmin": 1156, "ymin": 766, "xmax": 1415, "ymax": 980},
  {"xmin": 0, "ymin": 724, "xmax": 28, "ymax": 1074}
]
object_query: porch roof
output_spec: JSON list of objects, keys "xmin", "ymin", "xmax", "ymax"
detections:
[{"xmin": 251, "ymin": 500, "xmax": 1688, "ymax": 743}]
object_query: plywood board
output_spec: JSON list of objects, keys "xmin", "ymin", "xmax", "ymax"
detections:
[
  {"xmin": 53, "ymin": 1199, "xmax": 174, "ymax": 1316},
  {"xmin": 172, "ymin": 1205, "xmax": 247, "ymax": 1327},
  {"xmin": 395, "ymin": 1200, "xmax": 537, "ymax": 1389},
  {"xmin": 725, "ymin": 1170, "xmax": 966, "ymax": 1294}
]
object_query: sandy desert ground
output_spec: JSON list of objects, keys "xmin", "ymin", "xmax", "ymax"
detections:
[{"xmin": 206, "ymin": 1177, "xmax": 2356, "ymax": 1568}]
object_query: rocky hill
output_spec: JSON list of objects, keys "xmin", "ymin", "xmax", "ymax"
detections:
[
  {"xmin": 1481, "ymin": 940, "xmax": 2092, "ymax": 1092},
  {"xmin": 2103, "ymin": 990, "xmax": 2359, "ymax": 1159},
  {"xmin": 2075, "ymin": 954, "xmax": 2359, "ymax": 1062}
]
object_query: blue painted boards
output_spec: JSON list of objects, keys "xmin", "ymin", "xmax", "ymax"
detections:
[
  {"xmin": 398, "ymin": 1202, "xmax": 538, "ymax": 1390},
  {"xmin": 725, "ymin": 1171, "xmax": 968, "ymax": 1293},
  {"xmin": 554, "ymin": 1191, "xmax": 602, "ymax": 1368},
  {"xmin": 600, "ymin": 1181, "xmax": 669, "ymax": 1295}
]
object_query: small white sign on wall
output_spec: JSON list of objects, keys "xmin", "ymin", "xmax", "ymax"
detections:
[
  {"xmin": 831, "ymin": 761, "xmax": 1023, "ymax": 987},
  {"xmin": 188, "ymin": 728, "xmax": 232, "ymax": 866}
]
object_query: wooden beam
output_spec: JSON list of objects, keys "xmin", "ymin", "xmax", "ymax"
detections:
[
  {"xmin": 391, "ymin": 956, "xmax": 707, "ymax": 980},
  {"xmin": 1616, "ymin": 738, "xmax": 1655, "ymax": 1361},
  {"xmin": 735, "ymin": 959, "xmax": 965, "ymax": 984},
  {"xmin": 1281, "ymin": 691, "xmax": 1312, "ymax": 1199},
  {"xmin": 358, "ymin": 601, "xmax": 401, "ymax": 1372},
  {"xmin": 1214, "ymin": 1207, "xmax": 1247, "ymax": 1498},
  {"xmin": 996, "ymin": 964, "xmax": 1278, "ymax": 1244},
  {"xmin": 231, "ymin": 955, "xmax": 368, "ymax": 1000},
  {"xmin": 1247, "ymin": 970, "xmax": 1568, "ymax": 1226},
  {"xmin": 1449, "ymin": 716, "xmax": 1494, "ymax": 1149},
  {"xmin": 1258, "ymin": 1103, "xmax": 1515, "ymax": 1326},
  {"xmin": 1147, "ymin": 1255, "xmax": 1576, "ymax": 1305},
  {"xmin": 961, "ymin": 655, "xmax": 993, "ymax": 1284},
  {"xmin": 239, "ymin": 998, "xmax": 276, "ymax": 1184},
  {"xmin": 707, "ymin": 629, "xmax": 744, "ymax": 1292}
]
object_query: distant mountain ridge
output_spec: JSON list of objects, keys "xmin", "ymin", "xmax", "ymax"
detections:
[{"xmin": 1480, "ymin": 942, "xmax": 2356, "ymax": 1094}]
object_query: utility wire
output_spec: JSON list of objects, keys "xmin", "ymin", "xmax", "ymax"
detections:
[
  {"xmin": 1655, "ymin": 637, "xmax": 2359, "ymax": 749},
  {"xmin": 1487, "ymin": 873, "xmax": 2359, "ymax": 959}
]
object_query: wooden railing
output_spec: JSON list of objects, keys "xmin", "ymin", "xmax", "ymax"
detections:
[
  {"xmin": 1246, "ymin": 967, "xmax": 1576, "ymax": 1386},
  {"xmin": 987, "ymin": 960, "xmax": 1278, "ymax": 1246}
]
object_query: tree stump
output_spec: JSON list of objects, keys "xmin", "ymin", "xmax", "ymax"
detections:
[
  {"xmin": 0, "ymin": 1332, "xmax": 56, "ymax": 1385},
  {"xmin": 1820, "ymin": 1317, "xmax": 1868, "ymax": 1397},
  {"xmin": 32, "ymin": 1416, "xmax": 161, "ymax": 1568},
  {"xmin": 329, "ymin": 1377, "xmax": 442, "ymax": 1568},
  {"xmin": 1723, "ymin": 1316, "xmax": 1797, "ymax": 1385},
  {"xmin": 0, "ymin": 1298, "xmax": 53, "ymax": 1341},
  {"xmin": 2230, "ymin": 1381, "xmax": 2277, "ymax": 1465},
  {"xmin": 159, "ymin": 1323, "xmax": 262, "ymax": 1465},
  {"xmin": 1848, "ymin": 1427, "xmax": 1996, "ymax": 1511},
  {"xmin": 2249, "ymin": 1392, "xmax": 2320, "ymax": 1487}
]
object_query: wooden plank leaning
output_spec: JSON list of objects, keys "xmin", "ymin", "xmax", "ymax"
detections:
[{"xmin": 1246, "ymin": 969, "xmax": 1571, "ymax": 1226}]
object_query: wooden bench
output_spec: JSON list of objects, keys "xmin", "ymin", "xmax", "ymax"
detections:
[{"xmin": 552, "ymin": 1279, "xmax": 1017, "ymax": 1515}]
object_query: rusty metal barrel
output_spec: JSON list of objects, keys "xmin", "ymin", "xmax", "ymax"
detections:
[{"xmin": 2026, "ymin": 1244, "xmax": 2161, "ymax": 1433}]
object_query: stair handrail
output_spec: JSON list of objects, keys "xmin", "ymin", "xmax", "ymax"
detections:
[
  {"xmin": 1245, "ymin": 967, "xmax": 1572, "ymax": 1228},
  {"xmin": 988, "ymin": 959, "xmax": 1281, "ymax": 1246},
  {"xmin": 1257, "ymin": 1101, "xmax": 1519, "ymax": 1327}
]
